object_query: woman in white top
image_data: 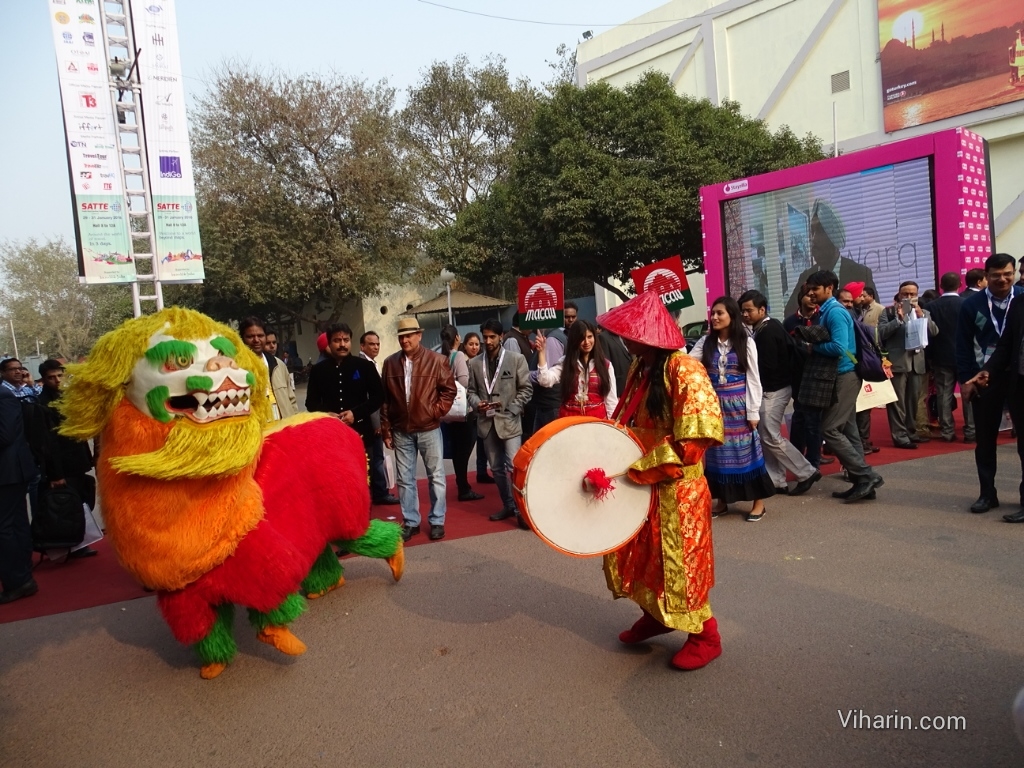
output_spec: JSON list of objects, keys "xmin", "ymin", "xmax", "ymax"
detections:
[
  {"xmin": 536, "ymin": 319, "xmax": 618, "ymax": 419},
  {"xmin": 689, "ymin": 296, "xmax": 775, "ymax": 521}
]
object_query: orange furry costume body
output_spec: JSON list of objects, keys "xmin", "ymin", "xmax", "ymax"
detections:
[{"xmin": 60, "ymin": 308, "xmax": 403, "ymax": 678}]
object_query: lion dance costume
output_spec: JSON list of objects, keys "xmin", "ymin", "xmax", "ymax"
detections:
[
  {"xmin": 596, "ymin": 291, "xmax": 726, "ymax": 670},
  {"xmin": 59, "ymin": 308, "xmax": 404, "ymax": 678}
]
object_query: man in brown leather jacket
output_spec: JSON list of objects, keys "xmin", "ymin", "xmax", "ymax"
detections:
[{"xmin": 380, "ymin": 318, "xmax": 457, "ymax": 542}]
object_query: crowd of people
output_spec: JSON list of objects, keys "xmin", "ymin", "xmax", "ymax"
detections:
[{"xmin": 3, "ymin": 254, "xmax": 1023, "ymax": 609}]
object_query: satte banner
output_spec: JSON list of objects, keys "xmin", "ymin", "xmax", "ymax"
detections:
[
  {"xmin": 48, "ymin": 0, "xmax": 135, "ymax": 284},
  {"xmin": 517, "ymin": 273, "xmax": 565, "ymax": 330},
  {"xmin": 631, "ymin": 256, "xmax": 694, "ymax": 311},
  {"xmin": 130, "ymin": 0, "xmax": 204, "ymax": 282}
]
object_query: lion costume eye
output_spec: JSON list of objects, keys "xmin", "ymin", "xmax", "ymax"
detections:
[
  {"xmin": 145, "ymin": 339, "xmax": 200, "ymax": 371},
  {"xmin": 164, "ymin": 353, "xmax": 194, "ymax": 372}
]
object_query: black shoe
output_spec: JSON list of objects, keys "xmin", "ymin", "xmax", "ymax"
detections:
[
  {"xmin": 489, "ymin": 507, "xmax": 517, "ymax": 522},
  {"xmin": 941, "ymin": 435, "xmax": 956, "ymax": 443},
  {"xmin": 429, "ymin": 525, "xmax": 445, "ymax": 540},
  {"xmin": 863, "ymin": 442, "xmax": 881, "ymax": 454},
  {"xmin": 970, "ymin": 496, "xmax": 999, "ymax": 514},
  {"xmin": 0, "ymin": 578, "xmax": 38, "ymax": 605},
  {"xmin": 963, "ymin": 436, "xmax": 975, "ymax": 444},
  {"xmin": 458, "ymin": 491, "xmax": 485, "ymax": 502},
  {"xmin": 477, "ymin": 474, "xmax": 496, "ymax": 484},
  {"xmin": 774, "ymin": 486, "xmax": 790, "ymax": 495},
  {"xmin": 373, "ymin": 495, "xmax": 401, "ymax": 506},
  {"xmin": 893, "ymin": 442, "xmax": 917, "ymax": 450},
  {"xmin": 910, "ymin": 435, "xmax": 931, "ymax": 444},
  {"xmin": 517, "ymin": 515, "xmax": 530, "ymax": 530},
  {"xmin": 69, "ymin": 546, "xmax": 98, "ymax": 558},
  {"xmin": 844, "ymin": 480, "xmax": 878, "ymax": 503},
  {"xmin": 818, "ymin": 456, "xmax": 836, "ymax": 465},
  {"xmin": 1002, "ymin": 509, "xmax": 1024, "ymax": 523},
  {"xmin": 401, "ymin": 524, "xmax": 420, "ymax": 542},
  {"xmin": 790, "ymin": 471, "xmax": 822, "ymax": 497}
]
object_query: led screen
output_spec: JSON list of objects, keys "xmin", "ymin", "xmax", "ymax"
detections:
[{"xmin": 722, "ymin": 157, "xmax": 937, "ymax": 318}]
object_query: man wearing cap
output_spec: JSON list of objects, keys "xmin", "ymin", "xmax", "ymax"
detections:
[
  {"xmin": 595, "ymin": 290, "xmax": 726, "ymax": 671},
  {"xmin": 380, "ymin": 318, "xmax": 457, "ymax": 542},
  {"xmin": 785, "ymin": 200, "xmax": 875, "ymax": 318}
]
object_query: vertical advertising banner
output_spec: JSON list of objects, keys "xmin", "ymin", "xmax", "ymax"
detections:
[
  {"xmin": 517, "ymin": 274, "xmax": 565, "ymax": 330},
  {"xmin": 631, "ymin": 256, "xmax": 694, "ymax": 312},
  {"xmin": 49, "ymin": 0, "xmax": 135, "ymax": 284},
  {"xmin": 879, "ymin": 2, "xmax": 1024, "ymax": 132},
  {"xmin": 130, "ymin": 0, "xmax": 204, "ymax": 282}
]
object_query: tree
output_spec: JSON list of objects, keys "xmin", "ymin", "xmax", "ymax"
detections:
[
  {"xmin": 0, "ymin": 238, "xmax": 132, "ymax": 360},
  {"xmin": 191, "ymin": 65, "xmax": 422, "ymax": 325},
  {"xmin": 431, "ymin": 72, "xmax": 825, "ymax": 298},
  {"xmin": 400, "ymin": 55, "xmax": 538, "ymax": 231}
]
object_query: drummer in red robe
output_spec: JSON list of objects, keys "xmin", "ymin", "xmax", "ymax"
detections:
[{"xmin": 597, "ymin": 290, "xmax": 726, "ymax": 670}]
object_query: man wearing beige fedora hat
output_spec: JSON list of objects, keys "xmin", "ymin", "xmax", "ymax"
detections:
[{"xmin": 380, "ymin": 317, "xmax": 457, "ymax": 541}]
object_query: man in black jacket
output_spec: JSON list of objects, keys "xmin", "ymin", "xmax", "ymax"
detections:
[
  {"xmin": 0, "ymin": 386, "xmax": 39, "ymax": 604},
  {"xmin": 965, "ymin": 292, "xmax": 1024, "ymax": 521},
  {"xmin": 926, "ymin": 273, "xmax": 963, "ymax": 442},
  {"xmin": 740, "ymin": 290, "xmax": 821, "ymax": 496},
  {"xmin": 37, "ymin": 359, "xmax": 98, "ymax": 558},
  {"xmin": 305, "ymin": 323, "xmax": 384, "ymax": 486}
]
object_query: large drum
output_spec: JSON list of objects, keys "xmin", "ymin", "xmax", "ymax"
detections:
[{"xmin": 512, "ymin": 416, "xmax": 654, "ymax": 557}]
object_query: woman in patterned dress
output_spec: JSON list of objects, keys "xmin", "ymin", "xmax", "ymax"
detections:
[
  {"xmin": 535, "ymin": 319, "xmax": 618, "ymax": 418},
  {"xmin": 689, "ymin": 296, "xmax": 775, "ymax": 521}
]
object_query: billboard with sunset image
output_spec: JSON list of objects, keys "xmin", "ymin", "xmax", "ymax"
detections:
[{"xmin": 879, "ymin": 0, "xmax": 1024, "ymax": 132}]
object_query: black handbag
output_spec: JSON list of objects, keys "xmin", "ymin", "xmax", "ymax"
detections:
[{"xmin": 31, "ymin": 486, "xmax": 86, "ymax": 550}]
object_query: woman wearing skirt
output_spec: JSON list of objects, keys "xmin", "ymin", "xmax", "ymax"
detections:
[{"xmin": 689, "ymin": 296, "xmax": 775, "ymax": 521}]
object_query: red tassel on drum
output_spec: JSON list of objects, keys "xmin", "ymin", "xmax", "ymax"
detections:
[{"xmin": 582, "ymin": 468, "xmax": 616, "ymax": 501}]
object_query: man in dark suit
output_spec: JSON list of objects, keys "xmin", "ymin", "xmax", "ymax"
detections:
[
  {"xmin": 0, "ymin": 386, "xmax": 40, "ymax": 604},
  {"xmin": 956, "ymin": 253, "xmax": 1024, "ymax": 513},
  {"xmin": 785, "ymin": 200, "xmax": 876, "ymax": 317},
  {"xmin": 468, "ymin": 319, "xmax": 532, "ymax": 527},
  {"xmin": 965, "ymin": 288, "xmax": 1024, "ymax": 521},
  {"xmin": 926, "ymin": 273, "xmax": 963, "ymax": 442}
]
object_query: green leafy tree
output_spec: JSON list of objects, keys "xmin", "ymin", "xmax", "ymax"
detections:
[
  {"xmin": 400, "ymin": 55, "xmax": 538, "ymax": 230},
  {"xmin": 0, "ymin": 238, "xmax": 132, "ymax": 360},
  {"xmin": 192, "ymin": 65, "xmax": 422, "ymax": 325},
  {"xmin": 431, "ymin": 72, "xmax": 824, "ymax": 298}
]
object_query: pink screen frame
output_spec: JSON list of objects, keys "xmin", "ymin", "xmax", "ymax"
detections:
[{"xmin": 698, "ymin": 127, "xmax": 992, "ymax": 305}]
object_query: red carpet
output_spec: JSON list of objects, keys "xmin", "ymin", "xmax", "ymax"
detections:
[
  {"xmin": 0, "ymin": 476, "xmax": 516, "ymax": 625},
  {"xmin": 2, "ymin": 405, "xmax": 1014, "ymax": 625}
]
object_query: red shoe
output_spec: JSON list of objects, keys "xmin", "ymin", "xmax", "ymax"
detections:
[
  {"xmin": 618, "ymin": 611, "xmax": 674, "ymax": 644},
  {"xmin": 671, "ymin": 617, "xmax": 722, "ymax": 670}
]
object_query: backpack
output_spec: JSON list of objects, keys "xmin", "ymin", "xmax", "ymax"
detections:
[
  {"xmin": 31, "ymin": 485, "xmax": 86, "ymax": 550},
  {"xmin": 848, "ymin": 319, "xmax": 887, "ymax": 382}
]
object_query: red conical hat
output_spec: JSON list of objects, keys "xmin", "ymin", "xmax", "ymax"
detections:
[{"xmin": 597, "ymin": 290, "xmax": 686, "ymax": 350}]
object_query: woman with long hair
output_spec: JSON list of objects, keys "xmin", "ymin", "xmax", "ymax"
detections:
[
  {"xmin": 441, "ymin": 325, "xmax": 484, "ymax": 502},
  {"xmin": 535, "ymin": 319, "xmax": 618, "ymax": 418},
  {"xmin": 459, "ymin": 332, "xmax": 493, "ymax": 485},
  {"xmin": 689, "ymin": 296, "xmax": 775, "ymax": 521}
]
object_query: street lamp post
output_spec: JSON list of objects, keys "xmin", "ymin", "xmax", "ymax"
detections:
[{"xmin": 440, "ymin": 269, "xmax": 456, "ymax": 326}]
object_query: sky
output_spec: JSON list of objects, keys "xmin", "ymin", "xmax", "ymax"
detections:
[
  {"xmin": 878, "ymin": 0, "xmax": 1022, "ymax": 43},
  {"xmin": 0, "ymin": 0, "xmax": 659, "ymax": 247}
]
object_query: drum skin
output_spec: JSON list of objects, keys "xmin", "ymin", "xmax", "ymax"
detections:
[{"xmin": 512, "ymin": 416, "xmax": 655, "ymax": 557}]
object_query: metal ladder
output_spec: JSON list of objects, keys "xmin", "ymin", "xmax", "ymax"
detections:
[{"xmin": 99, "ymin": 0, "xmax": 163, "ymax": 317}]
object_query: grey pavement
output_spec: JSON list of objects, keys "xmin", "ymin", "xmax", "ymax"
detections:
[{"xmin": 2, "ymin": 446, "xmax": 1024, "ymax": 767}]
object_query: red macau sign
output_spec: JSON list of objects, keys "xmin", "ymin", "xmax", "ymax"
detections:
[
  {"xmin": 517, "ymin": 273, "xmax": 565, "ymax": 330},
  {"xmin": 631, "ymin": 256, "xmax": 694, "ymax": 312}
]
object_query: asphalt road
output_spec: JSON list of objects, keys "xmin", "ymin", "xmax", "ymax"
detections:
[{"xmin": 2, "ymin": 445, "xmax": 1023, "ymax": 767}]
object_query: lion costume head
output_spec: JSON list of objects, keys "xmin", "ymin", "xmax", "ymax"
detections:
[
  {"xmin": 59, "ymin": 308, "xmax": 279, "ymax": 590},
  {"xmin": 60, "ymin": 307, "xmax": 273, "ymax": 481}
]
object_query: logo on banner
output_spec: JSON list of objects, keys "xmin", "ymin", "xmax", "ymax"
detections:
[
  {"xmin": 70, "ymin": 140, "xmax": 86, "ymax": 148},
  {"xmin": 55, "ymin": 12, "xmax": 70, "ymax": 23},
  {"xmin": 66, "ymin": 62, "xmax": 78, "ymax": 73},
  {"xmin": 103, "ymin": 183, "xmax": 113, "ymax": 190},
  {"xmin": 146, "ymin": 4, "xmax": 163, "ymax": 12},
  {"xmin": 159, "ymin": 155, "xmax": 182, "ymax": 178},
  {"xmin": 79, "ymin": 93, "xmax": 97, "ymax": 108},
  {"xmin": 62, "ymin": 32, "xmax": 73, "ymax": 43},
  {"xmin": 517, "ymin": 273, "xmax": 565, "ymax": 330},
  {"xmin": 723, "ymin": 180, "xmax": 749, "ymax": 195},
  {"xmin": 78, "ymin": 13, "xmax": 95, "ymax": 23},
  {"xmin": 631, "ymin": 255, "xmax": 695, "ymax": 312},
  {"xmin": 78, "ymin": 121, "xmax": 103, "ymax": 132},
  {"xmin": 87, "ymin": 62, "xmax": 99, "ymax": 74},
  {"xmin": 79, "ymin": 171, "xmax": 92, "ymax": 179},
  {"xmin": 152, "ymin": 33, "xmax": 165, "ymax": 46},
  {"xmin": 82, "ymin": 32, "xmax": 94, "ymax": 45}
]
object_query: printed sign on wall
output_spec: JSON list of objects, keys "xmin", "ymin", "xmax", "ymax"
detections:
[
  {"xmin": 632, "ymin": 256, "xmax": 694, "ymax": 312},
  {"xmin": 517, "ymin": 273, "xmax": 565, "ymax": 330}
]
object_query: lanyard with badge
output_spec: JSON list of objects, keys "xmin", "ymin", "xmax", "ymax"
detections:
[
  {"xmin": 482, "ymin": 349, "xmax": 505, "ymax": 416},
  {"xmin": 984, "ymin": 289, "xmax": 1014, "ymax": 363}
]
